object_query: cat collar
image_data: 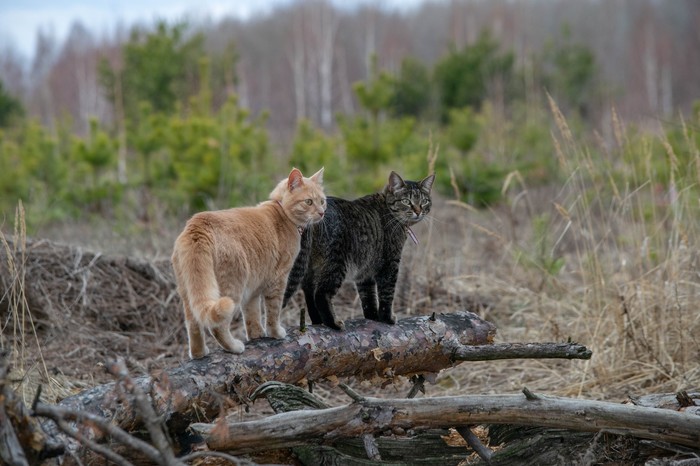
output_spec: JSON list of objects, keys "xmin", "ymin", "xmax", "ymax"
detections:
[
  {"xmin": 275, "ymin": 200, "xmax": 304, "ymax": 235},
  {"xmin": 406, "ymin": 226, "xmax": 419, "ymax": 245}
]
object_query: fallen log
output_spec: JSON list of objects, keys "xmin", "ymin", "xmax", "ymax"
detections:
[
  {"xmin": 191, "ymin": 386, "xmax": 700, "ymax": 453},
  {"xmin": 36, "ymin": 312, "xmax": 594, "ymax": 463},
  {"xmin": 48, "ymin": 311, "xmax": 497, "ymax": 452}
]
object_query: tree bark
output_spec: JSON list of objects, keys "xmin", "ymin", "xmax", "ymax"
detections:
[
  {"xmin": 50, "ymin": 311, "xmax": 496, "ymax": 448},
  {"xmin": 191, "ymin": 387, "xmax": 700, "ymax": 453},
  {"xmin": 452, "ymin": 342, "xmax": 592, "ymax": 361}
]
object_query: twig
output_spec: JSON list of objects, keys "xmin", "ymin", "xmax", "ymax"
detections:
[
  {"xmin": 106, "ymin": 359, "xmax": 181, "ymax": 465},
  {"xmin": 53, "ymin": 418, "xmax": 132, "ymax": 466},
  {"xmin": 34, "ymin": 403, "xmax": 162, "ymax": 462},
  {"xmin": 522, "ymin": 387, "xmax": 540, "ymax": 401},
  {"xmin": 299, "ymin": 306, "xmax": 306, "ymax": 332},
  {"xmin": 407, "ymin": 375, "xmax": 425, "ymax": 399},
  {"xmin": 456, "ymin": 426, "xmax": 492, "ymax": 464},
  {"xmin": 676, "ymin": 391, "xmax": 697, "ymax": 408},
  {"xmin": 339, "ymin": 383, "xmax": 365, "ymax": 402}
]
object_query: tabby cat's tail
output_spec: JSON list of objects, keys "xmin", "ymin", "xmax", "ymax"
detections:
[{"xmin": 283, "ymin": 228, "xmax": 312, "ymax": 307}]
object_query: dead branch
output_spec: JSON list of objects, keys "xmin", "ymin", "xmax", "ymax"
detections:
[
  {"xmin": 0, "ymin": 350, "xmax": 63, "ymax": 465},
  {"xmin": 0, "ymin": 401, "xmax": 28, "ymax": 466},
  {"xmin": 191, "ymin": 387, "xmax": 700, "ymax": 453},
  {"xmin": 452, "ymin": 342, "xmax": 592, "ymax": 361},
  {"xmin": 35, "ymin": 365, "xmax": 254, "ymax": 466},
  {"xmin": 104, "ymin": 359, "xmax": 182, "ymax": 466},
  {"xmin": 456, "ymin": 426, "xmax": 492, "ymax": 463}
]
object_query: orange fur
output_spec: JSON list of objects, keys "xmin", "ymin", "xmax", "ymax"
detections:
[{"xmin": 172, "ymin": 168, "xmax": 325, "ymax": 358}]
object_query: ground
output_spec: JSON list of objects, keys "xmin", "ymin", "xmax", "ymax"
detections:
[{"xmin": 1, "ymin": 190, "xmax": 698, "ymax": 449}]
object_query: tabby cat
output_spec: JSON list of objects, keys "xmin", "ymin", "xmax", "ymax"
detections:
[
  {"xmin": 283, "ymin": 171, "xmax": 434, "ymax": 330},
  {"xmin": 172, "ymin": 167, "xmax": 326, "ymax": 358}
]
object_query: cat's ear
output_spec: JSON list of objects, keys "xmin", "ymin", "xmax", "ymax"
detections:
[
  {"xmin": 387, "ymin": 171, "xmax": 405, "ymax": 193},
  {"xmin": 420, "ymin": 173, "xmax": 436, "ymax": 193},
  {"xmin": 288, "ymin": 168, "xmax": 304, "ymax": 192},
  {"xmin": 310, "ymin": 167, "xmax": 324, "ymax": 184}
]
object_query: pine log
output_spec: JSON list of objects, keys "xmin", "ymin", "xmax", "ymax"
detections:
[
  {"xmin": 190, "ymin": 388, "xmax": 700, "ymax": 452},
  {"xmin": 50, "ymin": 311, "xmax": 496, "ymax": 449}
]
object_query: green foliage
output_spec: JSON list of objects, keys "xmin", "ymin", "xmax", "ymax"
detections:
[
  {"xmin": 539, "ymin": 25, "xmax": 598, "ymax": 117},
  {"xmin": 354, "ymin": 55, "xmax": 394, "ymax": 119},
  {"xmin": 0, "ymin": 80, "xmax": 24, "ymax": 128},
  {"xmin": 289, "ymin": 119, "xmax": 349, "ymax": 193},
  {"xmin": 337, "ymin": 115, "xmax": 421, "ymax": 194},
  {"xmin": 434, "ymin": 31, "xmax": 514, "ymax": 120},
  {"xmin": 664, "ymin": 100, "xmax": 700, "ymax": 189},
  {"xmin": 165, "ymin": 95, "xmax": 270, "ymax": 211},
  {"xmin": 447, "ymin": 107, "xmax": 479, "ymax": 153},
  {"xmin": 388, "ymin": 58, "xmax": 432, "ymax": 119},
  {"xmin": 515, "ymin": 213, "xmax": 566, "ymax": 289},
  {"xmin": 99, "ymin": 21, "xmax": 205, "ymax": 121},
  {"xmin": 436, "ymin": 102, "xmax": 557, "ymax": 207},
  {"xmin": 445, "ymin": 147, "xmax": 508, "ymax": 207},
  {"xmin": 65, "ymin": 119, "xmax": 122, "ymax": 215},
  {"xmin": 0, "ymin": 120, "xmax": 69, "ymax": 224}
]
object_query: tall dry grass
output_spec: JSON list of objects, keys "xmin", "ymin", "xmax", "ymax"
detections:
[
  {"xmin": 0, "ymin": 202, "xmax": 64, "ymax": 403},
  {"xmin": 402, "ymin": 100, "xmax": 700, "ymax": 401}
]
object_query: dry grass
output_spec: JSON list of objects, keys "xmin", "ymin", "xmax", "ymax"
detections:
[{"xmin": 1, "ymin": 107, "xmax": 699, "ymax": 416}]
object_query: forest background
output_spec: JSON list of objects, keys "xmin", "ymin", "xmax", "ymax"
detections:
[
  {"xmin": 1, "ymin": 0, "xmax": 700, "ymax": 404},
  {"xmin": 1, "ymin": 0, "xmax": 699, "ymax": 232}
]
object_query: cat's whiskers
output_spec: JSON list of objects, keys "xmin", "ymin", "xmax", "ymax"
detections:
[{"xmin": 382, "ymin": 214, "xmax": 412, "ymax": 239}]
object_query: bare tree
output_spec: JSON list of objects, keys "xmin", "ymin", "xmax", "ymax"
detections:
[
  {"xmin": 314, "ymin": 0, "xmax": 337, "ymax": 128},
  {"xmin": 290, "ymin": 5, "xmax": 307, "ymax": 122}
]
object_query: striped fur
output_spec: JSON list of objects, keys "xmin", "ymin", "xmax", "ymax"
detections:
[{"xmin": 284, "ymin": 171, "xmax": 435, "ymax": 330}]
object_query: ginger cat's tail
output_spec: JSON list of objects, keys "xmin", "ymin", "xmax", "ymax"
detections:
[{"xmin": 172, "ymin": 227, "xmax": 244, "ymax": 357}]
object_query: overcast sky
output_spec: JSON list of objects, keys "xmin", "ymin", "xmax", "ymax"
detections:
[{"xmin": 0, "ymin": 0, "xmax": 425, "ymax": 61}]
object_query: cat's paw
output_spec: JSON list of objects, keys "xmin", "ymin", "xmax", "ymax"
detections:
[
  {"xmin": 269, "ymin": 325, "xmax": 287, "ymax": 339},
  {"xmin": 379, "ymin": 315, "xmax": 396, "ymax": 325},
  {"xmin": 189, "ymin": 345, "xmax": 210, "ymax": 359},
  {"xmin": 327, "ymin": 320, "xmax": 345, "ymax": 331},
  {"xmin": 223, "ymin": 339, "xmax": 245, "ymax": 354},
  {"xmin": 247, "ymin": 327, "xmax": 265, "ymax": 340}
]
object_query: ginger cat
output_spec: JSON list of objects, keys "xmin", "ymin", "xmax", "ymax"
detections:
[{"xmin": 172, "ymin": 168, "xmax": 326, "ymax": 358}]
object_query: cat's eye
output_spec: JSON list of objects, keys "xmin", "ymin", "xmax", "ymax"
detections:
[
  {"xmin": 304, "ymin": 199, "xmax": 313, "ymax": 205},
  {"xmin": 401, "ymin": 199, "xmax": 411, "ymax": 205}
]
